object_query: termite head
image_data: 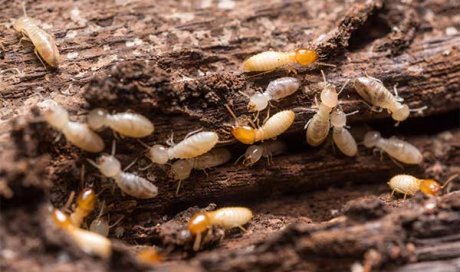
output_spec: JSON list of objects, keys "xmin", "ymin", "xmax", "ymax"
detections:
[
  {"xmin": 188, "ymin": 212, "xmax": 212, "ymax": 235},
  {"xmin": 77, "ymin": 188, "xmax": 96, "ymax": 213},
  {"xmin": 391, "ymin": 104, "xmax": 410, "ymax": 122},
  {"xmin": 170, "ymin": 160, "xmax": 193, "ymax": 181},
  {"xmin": 363, "ymin": 131, "xmax": 381, "ymax": 148},
  {"xmin": 419, "ymin": 179, "xmax": 442, "ymax": 196},
  {"xmin": 320, "ymin": 86, "xmax": 338, "ymax": 108},
  {"xmin": 248, "ymin": 92, "xmax": 269, "ymax": 112},
  {"xmin": 96, "ymin": 155, "xmax": 121, "ymax": 177},
  {"xmin": 232, "ymin": 126, "xmax": 256, "ymax": 145},
  {"xmin": 330, "ymin": 108, "xmax": 347, "ymax": 128},
  {"xmin": 148, "ymin": 145, "xmax": 169, "ymax": 164},
  {"xmin": 90, "ymin": 218, "xmax": 110, "ymax": 237},
  {"xmin": 243, "ymin": 145, "xmax": 263, "ymax": 166},
  {"xmin": 294, "ymin": 48, "xmax": 319, "ymax": 66},
  {"xmin": 137, "ymin": 248, "xmax": 162, "ymax": 265},
  {"xmin": 87, "ymin": 108, "xmax": 109, "ymax": 130},
  {"xmin": 51, "ymin": 209, "xmax": 73, "ymax": 229},
  {"xmin": 39, "ymin": 99, "xmax": 69, "ymax": 130}
]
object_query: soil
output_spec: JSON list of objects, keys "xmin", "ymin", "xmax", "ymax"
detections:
[{"xmin": 1, "ymin": 0, "xmax": 459, "ymax": 271}]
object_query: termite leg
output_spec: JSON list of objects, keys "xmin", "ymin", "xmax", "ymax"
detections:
[
  {"xmin": 138, "ymin": 162, "xmax": 153, "ymax": 171},
  {"xmin": 166, "ymin": 131, "xmax": 175, "ymax": 146},
  {"xmin": 175, "ymin": 180, "xmax": 183, "ymax": 196},
  {"xmin": 262, "ymin": 106, "xmax": 271, "ymax": 124},
  {"xmin": 202, "ymin": 168, "xmax": 209, "ymax": 177},
  {"xmin": 390, "ymin": 189, "xmax": 395, "ymax": 198},
  {"xmin": 392, "ymin": 84, "xmax": 404, "ymax": 102},
  {"xmin": 63, "ymin": 191, "xmax": 76, "ymax": 213},
  {"xmin": 403, "ymin": 193, "xmax": 407, "ymax": 200},
  {"xmin": 238, "ymin": 225, "xmax": 247, "ymax": 232},
  {"xmin": 193, "ymin": 233, "xmax": 202, "ymax": 251},
  {"xmin": 388, "ymin": 156, "xmax": 404, "ymax": 170},
  {"xmin": 304, "ymin": 119, "xmax": 312, "ymax": 130},
  {"xmin": 34, "ymin": 48, "xmax": 47, "ymax": 69},
  {"xmin": 53, "ymin": 133, "xmax": 62, "ymax": 143},
  {"xmin": 123, "ymin": 157, "xmax": 138, "ymax": 171}
]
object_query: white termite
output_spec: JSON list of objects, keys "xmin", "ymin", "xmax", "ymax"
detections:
[
  {"xmin": 240, "ymin": 140, "xmax": 287, "ymax": 166},
  {"xmin": 146, "ymin": 131, "xmax": 219, "ymax": 164},
  {"xmin": 247, "ymin": 77, "xmax": 301, "ymax": 112},
  {"xmin": 38, "ymin": 99, "xmax": 104, "ymax": 153},
  {"xmin": 330, "ymin": 108, "xmax": 358, "ymax": 157},
  {"xmin": 87, "ymin": 108, "xmax": 154, "ymax": 138},
  {"xmin": 363, "ymin": 131, "xmax": 423, "ymax": 165}
]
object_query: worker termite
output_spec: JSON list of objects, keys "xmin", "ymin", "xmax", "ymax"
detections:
[
  {"xmin": 88, "ymin": 143, "xmax": 158, "ymax": 199},
  {"xmin": 242, "ymin": 48, "xmax": 319, "ymax": 72},
  {"xmin": 170, "ymin": 148, "xmax": 231, "ymax": 194},
  {"xmin": 353, "ymin": 76, "xmax": 426, "ymax": 125},
  {"xmin": 305, "ymin": 72, "xmax": 347, "ymax": 146},
  {"xmin": 226, "ymin": 105, "xmax": 295, "ymax": 145},
  {"xmin": 238, "ymin": 140, "xmax": 287, "ymax": 166},
  {"xmin": 246, "ymin": 77, "xmax": 301, "ymax": 112},
  {"xmin": 388, "ymin": 174, "xmax": 458, "ymax": 199},
  {"xmin": 38, "ymin": 99, "xmax": 105, "ymax": 153},
  {"xmin": 143, "ymin": 131, "xmax": 219, "ymax": 165},
  {"xmin": 87, "ymin": 108, "xmax": 154, "ymax": 138},
  {"xmin": 363, "ymin": 131, "xmax": 423, "ymax": 165},
  {"xmin": 88, "ymin": 202, "xmax": 124, "ymax": 237},
  {"xmin": 330, "ymin": 108, "xmax": 358, "ymax": 157},
  {"xmin": 51, "ymin": 208, "xmax": 111, "ymax": 258},
  {"xmin": 13, "ymin": 6, "xmax": 60, "ymax": 68},
  {"xmin": 188, "ymin": 207, "xmax": 253, "ymax": 251},
  {"xmin": 70, "ymin": 188, "xmax": 96, "ymax": 227}
]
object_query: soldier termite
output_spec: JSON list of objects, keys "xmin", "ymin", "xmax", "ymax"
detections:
[
  {"xmin": 245, "ymin": 77, "xmax": 301, "ymax": 112},
  {"xmin": 51, "ymin": 208, "xmax": 111, "ymax": 258},
  {"xmin": 170, "ymin": 148, "xmax": 231, "ymax": 194},
  {"xmin": 226, "ymin": 105, "xmax": 295, "ymax": 145},
  {"xmin": 13, "ymin": 5, "xmax": 60, "ymax": 68},
  {"xmin": 87, "ymin": 108, "xmax": 154, "ymax": 138},
  {"xmin": 238, "ymin": 140, "xmax": 287, "ymax": 166},
  {"xmin": 330, "ymin": 108, "xmax": 358, "ymax": 157},
  {"xmin": 188, "ymin": 207, "xmax": 253, "ymax": 251},
  {"xmin": 242, "ymin": 48, "xmax": 319, "ymax": 72},
  {"xmin": 70, "ymin": 188, "xmax": 96, "ymax": 227},
  {"xmin": 305, "ymin": 72, "xmax": 348, "ymax": 146},
  {"xmin": 88, "ymin": 143, "xmax": 158, "ymax": 199},
  {"xmin": 38, "ymin": 99, "xmax": 105, "ymax": 153},
  {"xmin": 353, "ymin": 76, "xmax": 426, "ymax": 125},
  {"xmin": 388, "ymin": 174, "xmax": 458, "ymax": 199},
  {"xmin": 143, "ymin": 131, "xmax": 219, "ymax": 165},
  {"xmin": 363, "ymin": 131, "xmax": 423, "ymax": 165}
]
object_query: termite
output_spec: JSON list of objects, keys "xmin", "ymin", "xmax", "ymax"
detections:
[
  {"xmin": 136, "ymin": 247, "xmax": 162, "ymax": 265},
  {"xmin": 88, "ymin": 143, "xmax": 158, "ymax": 199},
  {"xmin": 38, "ymin": 99, "xmax": 105, "ymax": 153},
  {"xmin": 188, "ymin": 207, "xmax": 253, "ymax": 251},
  {"xmin": 70, "ymin": 188, "xmax": 96, "ymax": 227},
  {"xmin": 353, "ymin": 76, "xmax": 425, "ymax": 124},
  {"xmin": 88, "ymin": 202, "xmax": 124, "ymax": 237},
  {"xmin": 388, "ymin": 174, "xmax": 458, "ymax": 199},
  {"xmin": 246, "ymin": 77, "xmax": 301, "ymax": 112},
  {"xmin": 51, "ymin": 208, "xmax": 111, "ymax": 258},
  {"xmin": 144, "ymin": 131, "xmax": 219, "ymax": 165},
  {"xmin": 330, "ymin": 108, "xmax": 358, "ymax": 157},
  {"xmin": 363, "ymin": 131, "xmax": 423, "ymax": 165},
  {"xmin": 13, "ymin": 6, "xmax": 60, "ymax": 68},
  {"xmin": 239, "ymin": 140, "xmax": 286, "ymax": 166},
  {"xmin": 170, "ymin": 148, "xmax": 231, "ymax": 194},
  {"xmin": 305, "ymin": 72, "xmax": 347, "ymax": 146},
  {"xmin": 87, "ymin": 108, "xmax": 154, "ymax": 138},
  {"xmin": 242, "ymin": 48, "xmax": 319, "ymax": 72},
  {"xmin": 226, "ymin": 105, "xmax": 295, "ymax": 145}
]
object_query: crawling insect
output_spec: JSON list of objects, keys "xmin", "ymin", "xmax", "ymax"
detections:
[
  {"xmin": 171, "ymin": 148, "xmax": 231, "ymax": 193},
  {"xmin": 88, "ymin": 201, "xmax": 124, "ymax": 237},
  {"xmin": 188, "ymin": 207, "xmax": 253, "ymax": 251},
  {"xmin": 242, "ymin": 48, "xmax": 319, "ymax": 72},
  {"xmin": 239, "ymin": 140, "xmax": 286, "ymax": 166},
  {"xmin": 145, "ymin": 131, "xmax": 219, "ymax": 165},
  {"xmin": 353, "ymin": 76, "xmax": 424, "ymax": 124},
  {"xmin": 246, "ymin": 77, "xmax": 301, "ymax": 112},
  {"xmin": 70, "ymin": 188, "xmax": 96, "ymax": 227},
  {"xmin": 363, "ymin": 131, "xmax": 423, "ymax": 165},
  {"xmin": 305, "ymin": 72, "xmax": 346, "ymax": 146},
  {"xmin": 226, "ymin": 105, "xmax": 295, "ymax": 145},
  {"xmin": 52, "ymin": 209, "xmax": 111, "ymax": 258},
  {"xmin": 136, "ymin": 247, "xmax": 162, "ymax": 265},
  {"xmin": 88, "ymin": 146, "xmax": 158, "ymax": 199},
  {"xmin": 39, "ymin": 99, "xmax": 104, "ymax": 152},
  {"xmin": 13, "ymin": 6, "xmax": 60, "ymax": 68},
  {"xmin": 388, "ymin": 174, "xmax": 458, "ymax": 199},
  {"xmin": 87, "ymin": 108, "xmax": 154, "ymax": 138},
  {"xmin": 330, "ymin": 108, "xmax": 358, "ymax": 157}
]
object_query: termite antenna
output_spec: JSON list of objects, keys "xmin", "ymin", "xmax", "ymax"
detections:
[
  {"xmin": 316, "ymin": 62, "xmax": 336, "ymax": 68},
  {"xmin": 441, "ymin": 173, "xmax": 459, "ymax": 189},
  {"xmin": 238, "ymin": 90, "xmax": 251, "ymax": 99},
  {"xmin": 136, "ymin": 139, "xmax": 151, "ymax": 149},
  {"xmin": 123, "ymin": 157, "xmax": 138, "ymax": 172},
  {"xmin": 337, "ymin": 79, "xmax": 351, "ymax": 96},
  {"xmin": 321, "ymin": 70, "xmax": 327, "ymax": 84},
  {"xmin": 345, "ymin": 110, "xmax": 359, "ymax": 116},
  {"xmin": 409, "ymin": 105, "xmax": 428, "ymax": 114},
  {"xmin": 234, "ymin": 153, "xmax": 245, "ymax": 165},
  {"xmin": 22, "ymin": 1, "xmax": 28, "ymax": 17},
  {"xmin": 86, "ymin": 158, "xmax": 99, "ymax": 169},
  {"xmin": 109, "ymin": 215, "xmax": 125, "ymax": 228},
  {"xmin": 224, "ymin": 104, "xmax": 238, "ymax": 121},
  {"xmin": 292, "ymin": 107, "xmax": 315, "ymax": 113}
]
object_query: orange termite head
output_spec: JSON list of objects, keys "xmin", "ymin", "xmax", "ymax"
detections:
[
  {"xmin": 77, "ymin": 188, "xmax": 96, "ymax": 213},
  {"xmin": 294, "ymin": 48, "xmax": 319, "ymax": 66},
  {"xmin": 232, "ymin": 125, "xmax": 256, "ymax": 145},
  {"xmin": 188, "ymin": 212, "xmax": 212, "ymax": 235},
  {"xmin": 137, "ymin": 248, "xmax": 162, "ymax": 265},
  {"xmin": 419, "ymin": 179, "xmax": 442, "ymax": 196},
  {"xmin": 51, "ymin": 209, "xmax": 73, "ymax": 229}
]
